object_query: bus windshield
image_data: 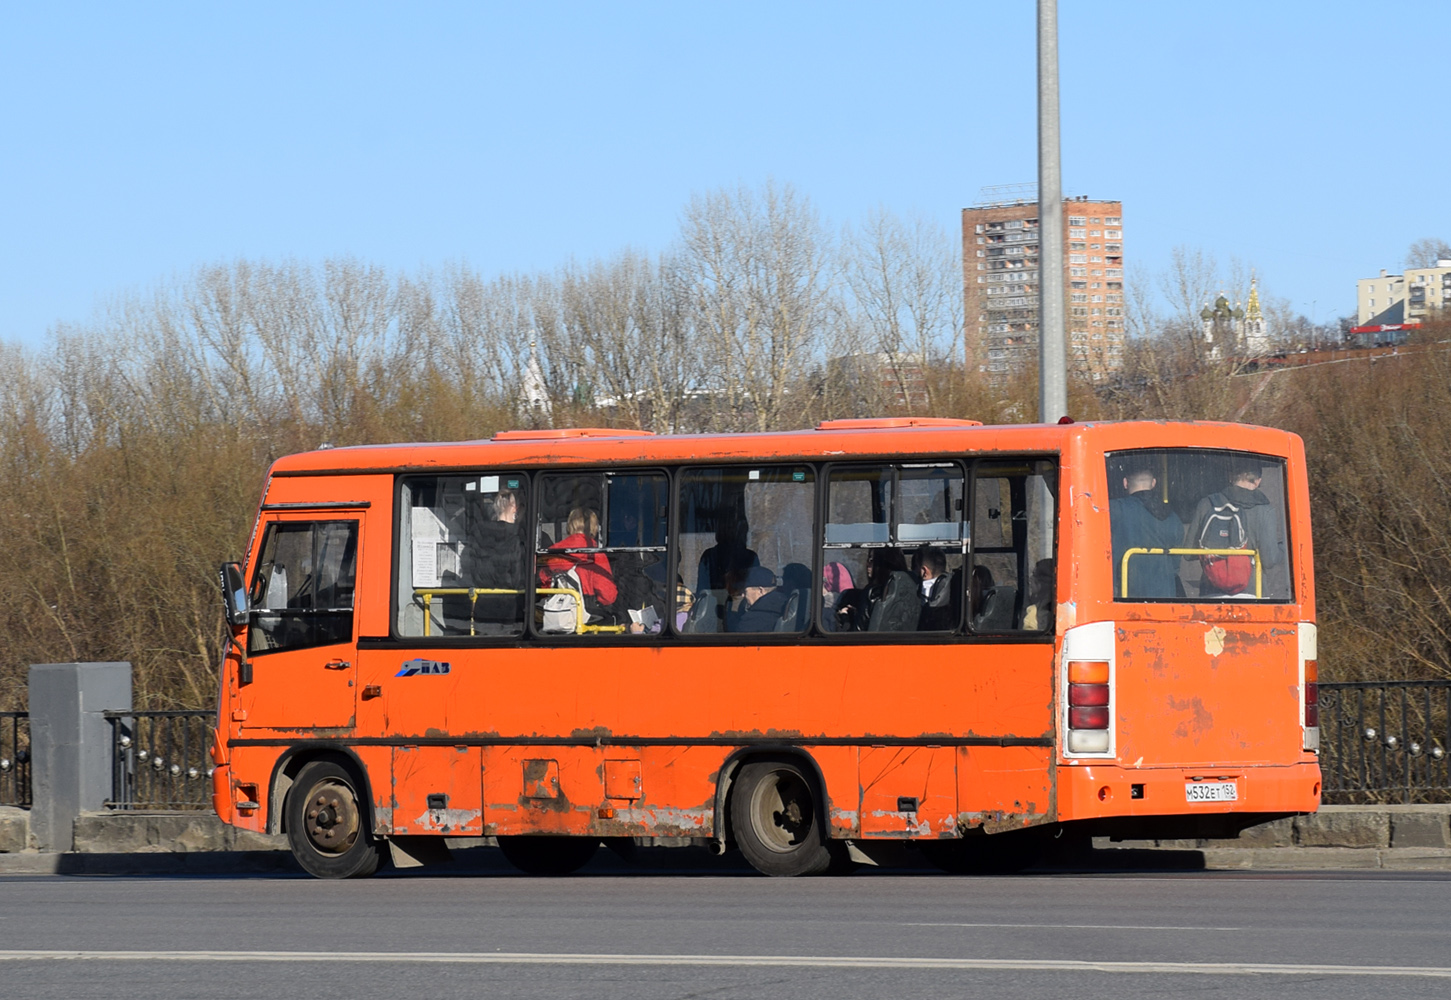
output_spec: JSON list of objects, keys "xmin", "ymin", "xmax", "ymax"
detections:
[{"xmin": 1106, "ymin": 448, "xmax": 1292, "ymax": 602}]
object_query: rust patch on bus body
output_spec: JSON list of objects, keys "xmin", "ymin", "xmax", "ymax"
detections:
[
  {"xmin": 957, "ymin": 806, "xmax": 1050, "ymax": 835},
  {"xmin": 706, "ymin": 728, "xmax": 806, "ymax": 741},
  {"xmin": 1167, "ymin": 695, "xmax": 1213, "ymax": 738},
  {"xmin": 411, "ymin": 806, "xmax": 483, "ymax": 833}
]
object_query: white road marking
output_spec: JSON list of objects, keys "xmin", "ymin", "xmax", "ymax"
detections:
[
  {"xmin": 905, "ymin": 922, "xmax": 1242, "ymax": 931},
  {"xmin": 0, "ymin": 950, "xmax": 1447, "ymax": 978}
]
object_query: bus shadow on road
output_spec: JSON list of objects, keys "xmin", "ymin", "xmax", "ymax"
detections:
[{"xmin": 43, "ymin": 842, "xmax": 1207, "ymax": 878}]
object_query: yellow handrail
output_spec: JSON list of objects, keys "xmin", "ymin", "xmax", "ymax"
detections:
[
  {"xmin": 1119, "ymin": 547, "xmax": 1262, "ymax": 599},
  {"xmin": 412, "ymin": 587, "xmax": 625, "ymax": 636}
]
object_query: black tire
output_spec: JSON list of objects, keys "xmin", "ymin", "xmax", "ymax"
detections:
[
  {"xmin": 921, "ymin": 829, "xmax": 1047, "ymax": 875},
  {"xmin": 285, "ymin": 760, "xmax": 385, "ymax": 879},
  {"xmin": 497, "ymin": 836, "xmax": 600, "ymax": 875},
  {"xmin": 730, "ymin": 758, "xmax": 834, "ymax": 877}
]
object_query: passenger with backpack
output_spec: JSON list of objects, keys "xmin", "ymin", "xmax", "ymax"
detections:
[
  {"xmin": 539, "ymin": 507, "xmax": 617, "ymax": 624},
  {"xmin": 1186, "ymin": 464, "xmax": 1283, "ymax": 598}
]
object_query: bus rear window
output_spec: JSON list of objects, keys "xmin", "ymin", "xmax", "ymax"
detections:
[{"xmin": 1107, "ymin": 449, "xmax": 1292, "ymax": 602}]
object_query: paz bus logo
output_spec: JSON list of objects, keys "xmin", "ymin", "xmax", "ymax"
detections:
[{"xmin": 396, "ymin": 659, "xmax": 451, "ymax": 677}]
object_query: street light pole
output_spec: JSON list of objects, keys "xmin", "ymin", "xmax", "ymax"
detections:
[{"xmin": 1037, "ymin": 0, "xmax": 1067, "ymax": 423}]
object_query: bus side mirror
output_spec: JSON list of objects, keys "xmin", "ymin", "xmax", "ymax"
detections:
[{"xmin": 220, "ymin": 562, "xmax": 250, "ymax": 627}]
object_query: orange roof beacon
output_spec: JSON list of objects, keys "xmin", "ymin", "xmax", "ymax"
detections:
[{"xmin": 211, "ymin": 418, "xmax": 1320, "ymax": 878}]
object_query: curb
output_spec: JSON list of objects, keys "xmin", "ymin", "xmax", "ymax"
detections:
[{"xmin": 4, "ymin": 805, "xmax": 1451, "ymax": 875}]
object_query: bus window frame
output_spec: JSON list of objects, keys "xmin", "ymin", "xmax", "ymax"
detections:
[
  {"xmin": 966, "ymin": 458, "xmax": 1059, "ymax": 636},
  {"xmin": 673, "ymin": 461, "xmax": 817, "ymax": 641},
  {"xmin": 818, "ymin": 460, "xmax": 969, "ymax": 636},
  {"xmin": 530, "ymin": 466, "xmax": 673, "ymax": 640},
  {"xmin": 381, "ymin": 453, "xmax": 1060, "ymax": 648},
  {"xmin": 248, "ymin": 517, "xmax": 361, "ymax": 656},
  {"xmin": 1104, "ymin": 447, "xmax": 1294, "ymax": 605}
]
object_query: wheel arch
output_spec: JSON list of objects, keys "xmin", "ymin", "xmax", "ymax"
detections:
[
  {"xmin": 266, "ymin": 744, "xmax": 374, "ymax": 836},
  {"xmin": 712, "ymin": 744, "xmax": 833, "ymax": 852}
]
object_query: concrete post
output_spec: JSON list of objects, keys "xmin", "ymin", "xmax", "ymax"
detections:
[
  {"xmin": 1037, "ymin": 0, "xmax": 1067, "ymax": 423},
  {"xmin": 28, "ymin": 662, "xmax": 132, "ymax": 852}
]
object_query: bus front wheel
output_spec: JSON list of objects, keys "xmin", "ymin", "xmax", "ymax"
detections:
[
  {"xmin": 285, "ymin": 760, "xmax": 385, "ymax": 879},
  {"xmin": 731, "ymin": 758, "xmax": 834, "ymax": 877}
]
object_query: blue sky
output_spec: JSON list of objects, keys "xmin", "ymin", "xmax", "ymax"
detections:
[{"xmin": 2, "ymin": 1, "xmax": 1443, "ymax": 345}]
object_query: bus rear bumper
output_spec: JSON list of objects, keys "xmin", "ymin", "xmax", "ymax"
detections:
[{"xmin": 1057, "ymin": 758, "xmax": 1322, "ymax": 824}]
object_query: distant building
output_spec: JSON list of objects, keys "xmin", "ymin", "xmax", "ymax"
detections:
[
  {"xmin": 962, "ymin": 191, "xmax": 1125, "ymax": 381},
  {"xmin": 518, "ymin": 339, "xmax": 553, "ymax": 424},
  {"xmin": 827, "ymin": 352, "xmax": 930, "ymax": 410},
  {"xmin": 1200, "ymin": 277, "xmax": 1272, "ymax": 359},
  {"xmin": 1357, "ymin": 260, "xmax": 1451, "ymax": 326}
]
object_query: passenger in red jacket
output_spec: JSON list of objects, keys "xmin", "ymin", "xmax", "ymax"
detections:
[{"xmin": 540, "ymin": 507, "xmax": 617, "ymax": 609}]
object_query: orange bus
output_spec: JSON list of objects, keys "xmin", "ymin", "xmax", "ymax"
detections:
[{"xmin": 211, "ymin": 417, "xmax": 1321, "ymax": 878}]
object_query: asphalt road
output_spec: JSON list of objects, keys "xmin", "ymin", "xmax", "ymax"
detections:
[{"xmin": 3, "ymin": 850, "xmax": 1450, "ymax": 999}]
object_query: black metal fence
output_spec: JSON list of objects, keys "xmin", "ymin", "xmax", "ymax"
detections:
[
  {"xmin": 105, "ymin": 710, "xmax": 215, "ymax": 809},
  {"xmin": 1319, "ymin": 681, "xmax": 1451, "ymax": 804},
  {"xmin": 0, "ymin": 711, "xmax": 30, "ymax": 807}
]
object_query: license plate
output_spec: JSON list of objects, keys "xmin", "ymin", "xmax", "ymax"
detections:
[{"xmin": 1185, "ymin": 781, "xmax": 1238, "ymax": 802}]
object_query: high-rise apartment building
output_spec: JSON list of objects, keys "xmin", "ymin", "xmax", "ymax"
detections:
[{"xmin": 962, "ymin": 195, "xmax": 1125, "ymax": 380}]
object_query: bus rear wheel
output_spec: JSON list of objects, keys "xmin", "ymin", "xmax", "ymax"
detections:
[
  {"xmin": 731, "ymin": 758, "xmax": 834, "ymax": 877},
  {"xmin": 497, "ymin": 836, "xmax": 600, "ymax": 875},
  {"xmin": 285, "ymin": 760, "xmax": 385, "ymax": 879}
]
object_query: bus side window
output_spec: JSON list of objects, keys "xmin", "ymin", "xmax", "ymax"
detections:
[
  {"xmin": 970, "ymin": 461, "xmax": 1056, "ymax": 633},
  {"xmin": 533, "ymin": 471, "xmax": 669, "ymax": 636},
  {"xmin": 678, "ymin": 466, "xmax": 815, "ymax": 635},
  {"xmin": 396, "ymin": 475, "xmax": 529, "ymax": 638},
  {"xmin": 249, "ymin": 520, "xmax": 358, "ymax": 654},
  {"xmin": 823, "ymin": 463, "xmax": 965, "ymax": 635}
]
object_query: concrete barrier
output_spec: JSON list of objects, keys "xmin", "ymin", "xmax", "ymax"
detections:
[{"xmin": 0, "ymin": 806, "xmax": 28, "ymax": 853}]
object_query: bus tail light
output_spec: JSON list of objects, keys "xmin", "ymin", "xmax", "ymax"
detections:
[
  {"xmin": 1300, "ymin": 623, "xmax": 1319, "ymax": 752},
  {"xmin": 1304, "ymin": 660, "xmax": 1319, "ymax": 728},
  {"xmin": 1067, "ymin": 657, "xmax": 1111, "ymax": 754}
]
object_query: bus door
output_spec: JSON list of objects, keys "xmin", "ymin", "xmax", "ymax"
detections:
[
  {"xmin": 238, "ymin": 518, "xmax": 361, "ymax": 731},
  {"xmin": 958, "ymin": 459, "xmax": 1059, "ymax": 825}
]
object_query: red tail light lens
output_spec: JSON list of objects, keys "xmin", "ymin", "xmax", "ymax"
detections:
[
  {"xmin": 1069, "ymin": 706, "xmax": 1110, "ymax": 730},
  {"xmin": 1069, "ymin": 683, "xmax": 1109, "ymax": 707},
  {"xmin": 1066, "ymin": 658, "xmax": 1111, "ymax": 752},
  {"xmin": 1304, "ymin": 659, "xmax": 1319, "ymax": 729}
]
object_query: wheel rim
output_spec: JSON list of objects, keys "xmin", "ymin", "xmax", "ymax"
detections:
[
  {"xmin": 748, "ymin": 769, "xmax": 814, "ymax": 853},
  {"xmin": 302, "ymin": 778, "xmax": 361, "ymax": 855}
]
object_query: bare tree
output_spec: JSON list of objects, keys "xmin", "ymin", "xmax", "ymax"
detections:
[
  {"xmin": 674, "ymin": 182, "xmax": 835, "ymax": 431},
  {"xmin": 841, "ymin": 209, "xmax": 961, "ymax": 414},
  {"xmin": 1405, "ymin": 237, "xmax": 1451, "ymax": 269}
]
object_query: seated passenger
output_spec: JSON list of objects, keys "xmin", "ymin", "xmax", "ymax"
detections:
[
  {"xmin": 780, "ymin": 562, "xmax": 813, "ymax": 631},
  {"xmin": 448, "ymin": 487, "xmax": 527, "ymax": 632},
  {"xmin": 865, "ymin": 548, "xmax": 920, "ymax": 632},
  {"xmin": 1021, "ymin": 558, "xmax": 1055, "ymax": 631},
  {"xmin": 469, "ymin": 488, "xmax": 525, "ymax": 586},
  {"xmin": 912, "ymin": 545, "xmax": 956, "ymax": 631},
  {"xmin": 627, "ymin": 563, "xmax": 693, "ymax": 634},
  {"xmin": 696, "ymin": 520, "xmax": 759, "ymax": 598},
  {"xmin": 820, "ymin": 561, "xmax": 855, "ymax": 631},
  {"xmin": 728, "ymin": 566, "xmax": 791, "ymax": 632},
  {"xmin": 970, "ymin": 564, "xmax": 1018, "ymax": 631},
  {"xmin": 539, "ymin": 507, "xmax": 617, "ymax": 620},
  {"xmin": 835, "ymin": 548, "xmax": 918, "ymax": 632},
  {"xmin": 967, "ymin": 564, "xmax": 993, "ymax": 620}
]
